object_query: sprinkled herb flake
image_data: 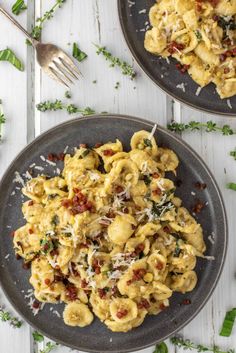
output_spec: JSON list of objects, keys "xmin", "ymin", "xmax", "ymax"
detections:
[{"xmin": 143, "ymin": 138, "xmax": 152, "ymax": 147}]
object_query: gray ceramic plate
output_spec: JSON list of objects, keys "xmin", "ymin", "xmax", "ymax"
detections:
[
  {"xmin": 0, "ymin": 115, "xmax": 227, "ymax": 353},
  {"xmin": 118, "ymin": 0, "xmax": 236, "ymax": 116}
]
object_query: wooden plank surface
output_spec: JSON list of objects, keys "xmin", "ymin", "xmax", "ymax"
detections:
[{"xmin": 0, "ymin": 1, "xmax": 235, "ymax": 353}]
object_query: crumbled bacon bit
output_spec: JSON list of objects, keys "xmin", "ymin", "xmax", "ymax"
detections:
[
  {"xmin": 103, "ymin": 149, "xmax": 115, "ymax": 156},
  {"xmin": 153, "ymin": 188, "xmax": 162, "ymax": 196},
  {"xmin": 194, "ymin": 182, "xmax": 207, "ymax": 190},
  {"xmin": 152, "ymin": 172, "xmax": 159, "ymax": 179},
  {"xmin": 50, "ymin": 249, "xmax": 59, "ymax": 257},
  {"xmin": 156, "ymin": 262, "xmax": 164, "ymax": 270},
  {"xmin": 159, "ymin": 303, "xmax": 167, "ymax": 311},
  {"xmin": 22, "ymin": 262, "xmax": 31, "ymax": 270},
  {"xmin": 58, "ymin": 152, "xmax": 65, "ymax": 161},
  {"xmin": 73, "ymin": 188, "xmax": 81, "ymax": 194},
  {"xmin": 79, "ymin": 143, "xmax": 87, "ymax": 148},
  {"xmin": 192, "ymin": 200, "xmax": 205, "ymax": 213},
  {"xmin": 224, "ymin": 67, "xmax": 230, "ymax": 74},
  {"xmin": 28, "ymin": 229, "xmax": 34, "ymax": 234},
  {"xmin": 116, "ymin": 309, "xmax": 128, "ymax": 319},
  {"xmin": 28, "ymin": 200, "xmax": 34, "ymax": 206},
  {"xmin": 10, "ymin": 231, "xmax": 15, "ymax": 237},
  {"xmin": 66, "ymin": 285, "xmax": 77, "ymax": 301},
  {"xmin": 98, "ymin": 288, "xmax": 107, "ymax": 299},
  {"xmin": 95, "ymin": 143, "xmax": 102, "ymax": 148},
  {"xmin": 137, "ymin": 298, "xmax": 150, "ymax": 309},
  {"xmin": 44, "ymin": 278, "xmax": 51, "ymax": 285},
  {"xmin": 32, "ymin": 300, "xmax": 40, "ymax": 309},
  {"xmin": 47, "ymin": 153, "xmax": 56, "ymax": 161},
  {"xmin": 123, "ymin": 207, "xmax": 129, "ymax": 214},
  {"xmin": 182, "ymin": 298, "xmax": 191, "ymax": 305},
  {"xmin": 176, "ymin": 63, "xmax": 190, "ymax": 74},
  {"xmin": 54, "ymin": 275, "xmax": 63, "ymax": 282},
  {"xmin": 61, "ymin": 199, "xmax": 72, "ymax": 208},
  {"xmin": 132, "ymin": 268, "xmax": 147, "ymax": 280},
  {"xmin": 15, "ymin": 254, "xmax": 21, "ymax": 260},
  {"xmin": 81, "ymin": 279, "xmax": 88, "ymax": 288},
  {"xmin": 111, "ymin": 286, "xmax": 119, "ymax": 297},
  {"xmin": 114, "ymin": 185, "xmax": 124, "ymax": 194},
  {"xmin": 168, "ymin": 41, "xmax": 185, "ymax": 54},
  {"xmin": 163, "ymin": 226, "xmax": 170, "ymax": 233}
]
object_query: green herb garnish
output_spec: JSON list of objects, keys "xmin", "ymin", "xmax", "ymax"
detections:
[
  {"xmin": 143, "ymin": 138, "xmax": 152, "ymax": 147},
  {"xmin": 39, "ymin": 342, "xmax": 59, "ymax": 353},
  {"xmin": 72, "ymin": 42, "xmax": 87, "ymax": 62},
  {"xmin": 174, "ymin": 240, "xmax": 181, "ymax": 257},
  {"xmin": 143, "ymin": 175, "xmax": 151, "ymax": 185},
  {"xmin": 151, "ymin": 195, "xmax": 175, "ymax": 219},
  {"xmin": 31, "ymin": 0, "xmax": 66, "ymax": 40},
  {"xmin": 0, "ymin": 48, "xmax": 24, "ymax": 71},
  {"xmin": 168, "ymin": 121, "xmax": 234, "ymax": 136},
  {"xmin": 195, "ymin": 30, "xmax": 202, "ymax": 41},
  {"xmin": 12, "ymin": 0, "xmax": 27, "ymax": 15},
  {"xmin": 154, "ymin": 342, "xmax": 168, "ymax": 353},
  {"xmin": 82, "ymin": 149, "xmax": 90, "ymax": 158},
  {"xmin": 95, "ymin": 44, "xmax": 136, "ymax": 80},
  {"xmin": 227, "ymin": 183, "xmax": 236, "ymax": 191},
  {"xmin": 51, "ymin": 215, "xmax": 59, "ymax": 226},
  {"xmin": 230, "ymin": 149, "xmax": 236, "ymax": 160},
  {"xmin": 36, "ymin": 99, "xmax": 95, "ymax": 116},
  {"xmin": 115, "ymin": 81, "xmax": 120, "ymax": 89},
  {"xmin": 32, "ymin": 331, "xmax": 44, "ymax": 342},
  {"xmin": 220, "ymin": 308, "xmax": 236, "ymax": 337},
  {"xmin": 65, "ymin": 91, "xmax": 71, "ymax": 99},
  {"xmin": 171, "ymin": 336, "xmax": 235, "ymax": 353},
  {"xmin": 0, "ymin": 100, "xmax": 6, "ymax": 141},
  {"xmin": 0, "ymin": 306, "xmax": 22, "ymax": 328},
  {"xmin": 40, "ymin": 238, "xmax": 55, "ymax": 254}
]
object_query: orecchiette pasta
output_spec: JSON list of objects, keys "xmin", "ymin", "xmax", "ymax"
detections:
[
  {"xmin": 13, "ymin": 129, "xmax": 206, "ymax": 332},
  {"xmin": 144, "ymin": 0, "xmax": 236, "ymax": 99}
]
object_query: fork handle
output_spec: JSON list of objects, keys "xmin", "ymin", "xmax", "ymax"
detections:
[{"xmin": 0, "ymin": 6, "xmax": 39, "ymax": 46}]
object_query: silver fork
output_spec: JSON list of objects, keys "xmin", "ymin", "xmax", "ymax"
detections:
[{"xmin": 0, "ymin": 6, "xmax": 80, "ymax": 87}]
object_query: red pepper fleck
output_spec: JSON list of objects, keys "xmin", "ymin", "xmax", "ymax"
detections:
[
  {"xmin": 103, "ymin": 149, "xmax": 115, "ymax": 156},
  {"xmin": 159, "ymin": 303, "xmax": 166, "ymax": 311},
  {"xmin": 116, "ymin": 309, "xmax": 128, "ymax": 319},
  {"xmin": 81, "ymin": 279, "xmax": 88, "ymax": 288}
]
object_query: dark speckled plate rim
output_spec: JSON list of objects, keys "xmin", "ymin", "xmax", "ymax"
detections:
[
  {"xmin": 117, "ymin": 1, "xmax": 236, "ymax": 117},
  {"xmin": 0, "ymin": 114, "xmax": 228, "ymax": 353}
]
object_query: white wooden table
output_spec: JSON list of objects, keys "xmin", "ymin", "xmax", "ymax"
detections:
[{"xmin": 0, "ymin": 1, "xmax": 235, "ymax": 352}]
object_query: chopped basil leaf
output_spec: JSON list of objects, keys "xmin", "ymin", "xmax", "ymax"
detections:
[
  {"xmin": 220, "ymin": 308, "xmax": 236, "ymax": 337},
  {"xmin": 174, "ymin": 240, "xmax": 181, "ymax": 257},
  {"xmin": 143, "ymin": 138, "xmax": 152, "ymax": 147},
  {"xmin": 72, "ymin": 43, "xmax": 87, "ymax": 62},
  {"xmin": 152, "ymin": 200, "xmax": 174, "ymax": 219},
  {"xmin": 0, "ymin": 48, "xmax": 24, "ymax": 71},
  {"xmin": 32, "ymin": 331, "xmax": 44, "ymax": 342},
  {"xmin": 40, "ymin": 238, "xmax": 54, "ymax": 254},
  {"xmin": 12, "ymin": 0, "xmax": 27, "ymax": 15},
  {"xmin": 154, "ymin": 342, "xmax": 168, "ymax": 353}
]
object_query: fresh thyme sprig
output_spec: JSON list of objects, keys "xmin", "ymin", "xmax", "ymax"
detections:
[
  {"xmin": 168, "ymin": 121, "xmax": 235, "ymax": 136},
  {"xmin": 0, "ymin": 305, "xmax": 22, "ymax": 328},
  {"xmin": 36, "ymin": 99, "xmax": 95, "ymax": 116},
  {"xmin": 95, "ymin": 44, "xmax": 136, "ymax": 80},
  {"xmin": 0, "ymin": 100, "xmax": 6, "ymax": 141},
  {"xmin": 31, "ymin": 0, "xmax": 66, "ymax": 40},
  {"xmin": 170, "ymin": 337, "xmax": 235, "ymax": 353},
  {"xmin": 39, "ymin": 342, "xmax": 58, "ymax": 353}
]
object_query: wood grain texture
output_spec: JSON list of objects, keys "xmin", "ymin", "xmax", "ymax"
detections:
[{"xmin": 0, "ymin": 0, "xmax": 235, "ymax": 353}]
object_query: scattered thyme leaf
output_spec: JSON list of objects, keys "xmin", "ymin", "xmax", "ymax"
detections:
[
  {"xmin": 0, "ymin": 100, "xmax": 6, "ymax": 141},
  {"xmin": 0, "ymin": 48, "xmax": 24, "ymax": 71},
  {"xmin": 230, "ymin": 149, "xmax": 236, "ymax": 160},
  {"xmin": 143, "ymin": 175, "xmax": 151, "ymax": 185},
  {"xmin": 115, "ymin": 81, "xmax": 120, "ymax": 89},
  {"xmin": 39, "ymin": 342, "xmax": 58, "ymax": 353},
  {"xmin": 72, "ymin": 42, "xmax": 87, "ymax": 62},
  {"xmin": 31, "ymin": 0, "xmax": 66, "ymax": 40},
  {"xmin": 154, "ymin": 342, "xmax": 168, "ymax": 353},
  {"xmin": 220, "ymin": 308, "xmax": 236, "ymax": 337},
  {"xmin": 65, "ymin": 91, "xmax": 72, "ymax": 99},
  {"xmin": 168, "ymin": 121, "xmax": 235, "ymax": 136},
  {"xmin": 0, "ymin": 306, "xmax": 22, "ymax": 328},
  {"xmin": 227, "ymin": 183, "xmax": 236, "ymax": 191},
  {"xmin": 32, "ymin": 331, "xmax": 44, "ymax": 342},
  {"xmin": 95, "ymin": 44, "xmax": 136, "ymax": 79},
  {"xmin": 36, "ymin": 100, "xmax": 95, "ymax": 116},
  {"xmin": 170, "ymin": 336, "xmax": 235, "ymax": 353},
  {"xmin": 12, "ymin": 0, "xmax": 27, "ymax": 15}
]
